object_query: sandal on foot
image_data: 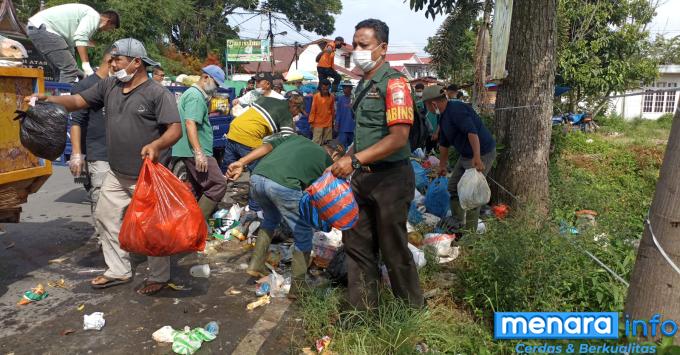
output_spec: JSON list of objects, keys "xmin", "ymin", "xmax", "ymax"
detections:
[
  {"xmin": 91, "ymin": 275, "xmax": 131, "ymax": 289},
  {"xmin": 136, "ymin": 281, "xmax": 168, "ymax": 296}
]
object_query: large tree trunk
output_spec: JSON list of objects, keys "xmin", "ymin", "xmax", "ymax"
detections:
[
  {"xmin": 625, "ymin": 110, "xmax": 680, "ymax": 335},
  {"xmin": 492, "ymin": 0, "xmax": 557, "ymax": 215},
  {"xmin": 472, "ymin": 0, "xmax": 492, "ymax": 112}
]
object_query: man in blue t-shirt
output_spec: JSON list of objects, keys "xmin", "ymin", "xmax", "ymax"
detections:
[
  {"xmin": 334, "ymin": 81, "xmax": 355, "ymax": 149},
  {"xmin": 422, "ymin": 85, "xmax": 497, "ymax": 231}
]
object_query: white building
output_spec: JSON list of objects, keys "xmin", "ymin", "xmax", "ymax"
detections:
[{"xmin": 611, "ymin": 65, "xmax": 680, "ymax": 120}]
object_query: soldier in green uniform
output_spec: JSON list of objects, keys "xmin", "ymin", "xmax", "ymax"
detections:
[{"xmin": 330, "ymin": 18, "xmax": 424, "ymax": 310}]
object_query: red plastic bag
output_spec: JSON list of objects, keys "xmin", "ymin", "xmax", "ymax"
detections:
[{"xmin": 119, "ymin": 159, "xmax": 207, "ymax": 256}]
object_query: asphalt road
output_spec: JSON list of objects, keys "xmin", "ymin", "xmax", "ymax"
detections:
[{"xmin": 0, "ymin": 166, "xmax": 299, "ymax": 355}]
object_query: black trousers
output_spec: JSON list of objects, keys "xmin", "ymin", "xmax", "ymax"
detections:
[
  {"xmin": 317, "ymin": 66, "xmax": 342, "ymax": 92},
  {"xmin": 342, "ymin": 163, "xmax": 424, "ymax": 310}
]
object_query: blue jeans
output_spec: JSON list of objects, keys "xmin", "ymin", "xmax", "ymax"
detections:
[
  {"xmin": 250, "ymin": 174, "xmax": 314, "ymax": 252},
  {"xmin": 223, "ymin": 139, "xmax": 260, "ymax": 211},
  {"xmin": 336, "ymin": 132, "xmax": 354, "ymax": 151}
]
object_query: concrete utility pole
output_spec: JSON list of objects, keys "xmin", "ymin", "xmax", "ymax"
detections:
[
  {"xmin": 268, "ymin": 10, "xmax": 274, "ymax": 70},
  {"xmin": 625, "ymin": 110, "xmax": 680, "ymax": 338}
]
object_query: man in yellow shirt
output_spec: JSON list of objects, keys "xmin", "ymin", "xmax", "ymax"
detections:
[{"xmin": 224, "ymin": 97, "xmax": 295, "ymax": 211}]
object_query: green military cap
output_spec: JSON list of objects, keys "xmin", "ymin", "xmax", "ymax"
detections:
[{"xmin": 421, "ymin": 85, "xmax": 447, "ymax": 102}]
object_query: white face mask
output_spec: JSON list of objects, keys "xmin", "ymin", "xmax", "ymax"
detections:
[
  {"xmin": 255, "ymin": 88, "xmax": 265, "ymax": 94},
  {"xmin": 352, "ymin": 44, "xmax": 384, "ymax": 72},
  {"xmin": 114, "ymin": 59, "xmax": 137, "ymax": 82},
  {"xmin": 416, "ymin": 91, "xmax": 423, "ymax": 98}
]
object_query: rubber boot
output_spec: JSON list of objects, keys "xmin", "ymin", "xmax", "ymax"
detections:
[
  {"xmin": 247, "ymin": 229, "xmax": 273, "ymax": 278},
  {"xmin": 287, "ymin": 249, "xmax": 311, "ymax": 300},
  {"xmin": 198, "ymin": 195, "xmax": 218, "ymax": 221},
  {"xmin": 465, "ymin": 207, "xmax": 481, "ymax": 233},
  {"xmin": 450, "ymin": 198, "xmax": 466, "ymax": 225}
]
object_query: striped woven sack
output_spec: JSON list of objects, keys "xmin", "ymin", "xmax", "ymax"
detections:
[
  {"xmin": 305, "ymin": 171, "xmax": 358, "ymax": 231},
  {"xmin": 299, "ymin": 191, "xmax": 332, "ymax": 232}
]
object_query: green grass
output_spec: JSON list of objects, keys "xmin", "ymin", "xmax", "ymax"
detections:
[{"xmin": 296, "ymin": 114, "xmax": 673, "ymax": 353}]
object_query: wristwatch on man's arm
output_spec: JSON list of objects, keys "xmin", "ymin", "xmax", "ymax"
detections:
[{"xmin": 351, "ymin": 154, "xmax": 362, "ymax": 170}]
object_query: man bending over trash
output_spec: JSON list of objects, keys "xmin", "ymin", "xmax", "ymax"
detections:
[
  {"xmin": 422, "ymin": 85, "xmax": 496, "ymax": 231},
  {"xmin": 28, "ymin": 38, "xmax": 182, "ymax": 295},
  {"xmin": 226, "ymin": 130, "xmax": 345, "ymax": 299}
]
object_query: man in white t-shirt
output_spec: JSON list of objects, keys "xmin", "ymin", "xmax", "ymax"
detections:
[
  {"xmin": 231, "ymin": 72, "xmax": 284, "ymax": 117},
  {"xmin": 27, "ymin": 4, "xmax": 119, "ymax": 83}
]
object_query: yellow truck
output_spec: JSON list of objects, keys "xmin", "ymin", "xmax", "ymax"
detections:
[{"xmin": 0, "ymin": 67, "xmax": 52, "ymax": 222}]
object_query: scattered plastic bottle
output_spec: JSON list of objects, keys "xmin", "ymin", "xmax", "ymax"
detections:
[
  {"xmin": 205, "ymin": 321, "xmax": 219, "ymax": 336},
  {"xmin": 256, "ymin": 282, "xmax": 270, "ymax": 296}
]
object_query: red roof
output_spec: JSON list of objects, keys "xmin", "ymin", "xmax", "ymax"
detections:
[
  {"xmin": 391, "ymin": 65, "xmax": 405, "ymax": 72},
  {"xmin": 386, "ymin": 53, "xmax": 417, "ymax": 62},
  {"xmin": 420, "ymin": 57, "xmax": 432, "ymax": 64}
]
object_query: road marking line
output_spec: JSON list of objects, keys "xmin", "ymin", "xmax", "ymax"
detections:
[{"xmin": 231, "ymin": 298, "xmax": 291, "ymax": 355}]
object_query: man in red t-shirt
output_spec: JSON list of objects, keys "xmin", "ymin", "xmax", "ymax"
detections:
[{"xmin": 316, "ymin": 36, "xmax": 345, "ymax": 93}]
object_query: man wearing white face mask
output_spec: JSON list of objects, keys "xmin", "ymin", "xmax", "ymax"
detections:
[
  {"xmin": 171, "ymin": 65, "xmax": 228, "ymax": 219},
  {"xmin": 28, "ymin": 38, "xmax": 183, "ymax": 296},
  {"xmin": 330, "ymin": 19, "xmax": 423, "ymax": 311}
]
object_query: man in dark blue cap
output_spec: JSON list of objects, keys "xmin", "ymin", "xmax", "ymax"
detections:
[{"xmin": 172, "ymin": 65, "xmax": 228, "ymax": 219}]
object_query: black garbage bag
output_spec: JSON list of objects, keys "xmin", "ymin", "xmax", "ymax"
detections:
[
  {"xmin": 326, "ymin": 246, "xmax": 348, "ymax": 286},
  {"xmin": 14, "ymin": 101, "xmax": 68, "ymax": 160}
]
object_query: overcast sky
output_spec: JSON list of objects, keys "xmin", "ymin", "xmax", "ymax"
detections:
[
  {"xmin": 227, "ymin": 0, "xmax": 680, "ymax": 57},
  {"xmin": 227, "ymin": 0, "xmax": 444, "ymax": 56}
]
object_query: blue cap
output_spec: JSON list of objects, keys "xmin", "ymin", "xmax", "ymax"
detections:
[{"xmin": 202, "ymin": 65, "xmax": 225, "ymax": 86}]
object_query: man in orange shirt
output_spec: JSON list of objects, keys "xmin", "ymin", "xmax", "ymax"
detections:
[
  {"xmin": 309, "ymin": 79, "xmax": 335, "ymax": 144},
  {"xmin": 316, "ymin": 36, "xmax": 345, "ymax": 93}
]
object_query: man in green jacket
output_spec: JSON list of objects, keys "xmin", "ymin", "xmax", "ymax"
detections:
[{"xmin": 227, "ymin": 133, "xmax": 344, "ymax": 299}]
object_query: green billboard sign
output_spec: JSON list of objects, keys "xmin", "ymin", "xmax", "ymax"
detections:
[{"xmin": 226, "ymin": 39, "xmax": 271, "ymax": 62}]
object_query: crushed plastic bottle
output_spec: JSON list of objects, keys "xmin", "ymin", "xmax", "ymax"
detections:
[{"xmin": 205, "ymin": 321, "xmax": 219, "ymax": 336}]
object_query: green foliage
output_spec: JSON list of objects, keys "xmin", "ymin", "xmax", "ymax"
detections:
[
  {"xmin": 646, "ymin": 35, "xmax": 680, "ymax": 65},
  {"xmin": 556, "ymin": 0, "xmax": 658, "ymax": 110},
  {"xmin": 425, "ymin": 2, "xmax": 480, "ymax": 82},
  {"xmin": 13, "ymin": 0, "xmax": 341, "ymax": 73},
  {"xmin": 268, "ymin": 0, "xmax": 342, "ymax": 37},
  {"xmin": 298, "ymin": 287, "xmax": 503, "ymax": 354},
  {"xmin": 456, "ymin": 215, "xmax": 632, "ymax": 319}
]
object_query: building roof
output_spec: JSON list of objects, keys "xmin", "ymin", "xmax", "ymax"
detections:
[
  {"xmin": 0, "ymin": 0, "xmax": 27, "ymax": 38},
  {"xmin": 335, "ymin": 65, "xmax": 361, "ymax": 80},
  {"xmin": 420, "ymin": 57, "xmax": 432, "ymax": 64},
  {"xmin": 386, "ymin": 52, "xmax": 418, "ymax": 62},
  {"xmin": 240, "ymin": 45, "xmax": 299, "ymax": 74},
  {"xmin": 659, "ymin": 65, "xmax": 680, "ymax": 74}
]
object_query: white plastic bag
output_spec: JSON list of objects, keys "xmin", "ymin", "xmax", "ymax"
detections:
[
  {"xmin": 83, "ymin": 312, "xmax": 106, "ymax": 331},
  {"xmin": 311, "ymin": 228, "xmax": 343, "ymax": 268},
  {"xmin": 408, "ymin": 243, "xmax": 426, "ymax": 269},
  {"xmin": 423, "ymin": 233, "xmax": 455, "ymax": 256},
  {"xmin": 457, "ymin": 168, "xmax": 491, "ymax": 210},
  {"xmin": 152, "ymin": 325, "xmax": 175, "ymax": 343}
]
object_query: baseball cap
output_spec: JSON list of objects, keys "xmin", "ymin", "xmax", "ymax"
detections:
[
  {"xmin": 446, "ymin": 84, "xmax": 460, "ymax": 92},
  {"xmin": 202, "ymin": 65, "xmax": 225, "ymax": 86},
  {"xmin": 252, "ymin": 72, "xmax": 276, "ymax": 85},
  {"xmin": 421, "ymin": 85, "xmax": 447, "ymax": 102},
  {"xmin": 110, "ymin": 38, "xmax": 160, "ymax": 67},
  {"xmin": 341, "ymin": 80, "xmax": 354, "ymax": 87},
  {"xmin": 334, "ymin": 36, "xmax": 345, "ymax": 45}
]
